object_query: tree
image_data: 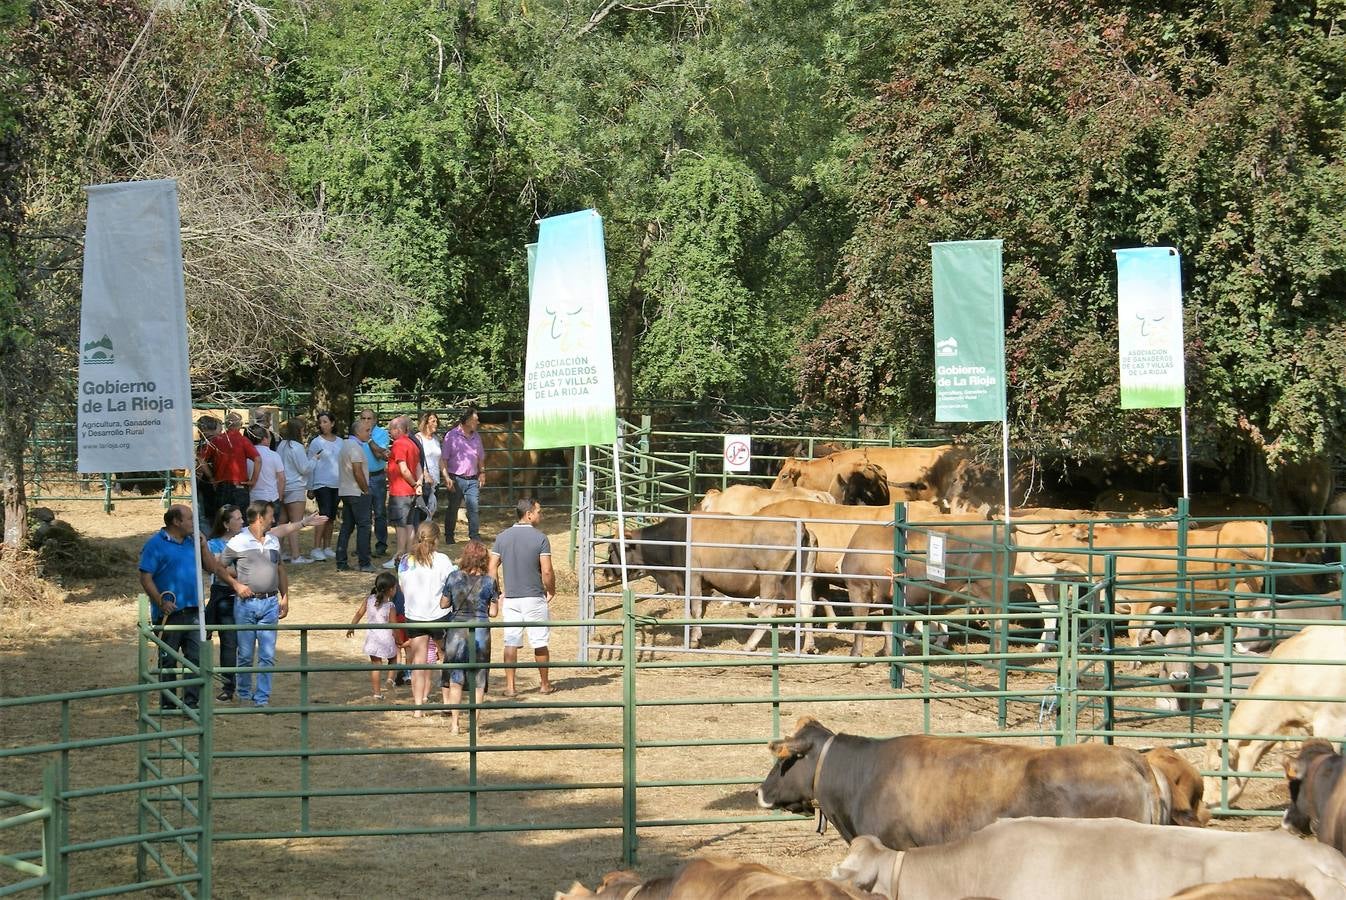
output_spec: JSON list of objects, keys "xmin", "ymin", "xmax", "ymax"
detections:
[{"xmin": 801, "ymin": 0, "xmax": 1346, "ymax": 470}]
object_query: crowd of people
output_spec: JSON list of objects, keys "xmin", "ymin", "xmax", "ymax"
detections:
[{"xmin": 137, "ymin": 408, "xmax": 554, "ymax": 720}]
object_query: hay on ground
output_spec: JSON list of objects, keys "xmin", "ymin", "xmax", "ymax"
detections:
[
  {"xmin": 0, "ymin": 547, "xmax": 62, "ymax": 608},
  {"xmin": 31, "ymin": 519, "xmax": 133, "ymax": 581}
]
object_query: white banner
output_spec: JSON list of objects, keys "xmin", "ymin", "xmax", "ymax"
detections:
[{"xmin": 77, "ymin": 181, "xmax": 193, "ymax": 473}]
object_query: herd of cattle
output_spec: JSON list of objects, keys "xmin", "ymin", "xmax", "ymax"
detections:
[
  {"xmin": 558, "ymin": 715, "xmax": 1346, "ymax": 898},
  {"xmin": 568, "ymin": 444, "xmax": 1346, "ymax": 897},
  {"xmin": 604, "ymin": 444, "xmax": 1343, "ymax": 659}
]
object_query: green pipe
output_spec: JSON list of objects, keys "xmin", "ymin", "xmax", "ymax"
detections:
[
  {"xmin": 622, "ymin": 586, "xmax": 637, "ymax": 866},
  {"xmin": 211, "ymin": 741, "xmax": 623, "ymax": 759},
  {"xmin": 298, "ymin": 631, "xmax": 310, "ymax": 834},
  {"xmin": 198, "ymin": 639, "xmax": 214, "ymax": 900},
  {"xmin": 212, "ymin": 781, "xmax": 622, "ymax": 801},
  {"xmin": 214, "ymin": 821, "xmax": 622, "ymax": 841}
]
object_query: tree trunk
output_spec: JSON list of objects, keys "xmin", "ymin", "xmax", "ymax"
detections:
[
  {"xmin": 2, "ymin": 450, "xmax": 26, "ymax": 548},
  {"xmin": 311, "ymin": 353, "xmax": 368, "ymax": 432},
  {"xmin": 614, "ymin": 222, "xmax": 658, "ymax": 415}
]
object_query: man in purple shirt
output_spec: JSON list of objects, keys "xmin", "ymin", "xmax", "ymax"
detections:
[{"xmin": 440, "ymin": 407, "xmax": 485, "ymax": 543}]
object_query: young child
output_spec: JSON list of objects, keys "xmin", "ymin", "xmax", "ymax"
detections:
[{"xmin": 347, "ymin": 572, "xmax": 400, "ymax": 700}]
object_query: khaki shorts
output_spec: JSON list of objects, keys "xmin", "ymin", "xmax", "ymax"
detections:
[{"xmin": 501, "ymin": 596, "xmax": 549, "ymax": 649}]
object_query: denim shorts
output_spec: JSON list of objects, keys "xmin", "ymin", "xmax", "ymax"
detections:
[{"xmin": 388, "ymin": 495, "xmax": 414, "ymax": 526}]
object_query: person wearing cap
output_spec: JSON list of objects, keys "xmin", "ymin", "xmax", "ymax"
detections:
[{"xmin": 205, "ymin": 413, "xmax": 260, "ymax": 512}]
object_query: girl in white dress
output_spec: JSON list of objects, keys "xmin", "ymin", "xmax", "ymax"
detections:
[{"xmin": 347, "ymin": 572, "xmax": 400, "ymax": 700}]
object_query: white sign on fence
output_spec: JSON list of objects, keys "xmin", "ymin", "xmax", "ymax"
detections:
[
  {"xmin": 723, "ymin": 434, "xmax": 752, "ymax": 473},
  {"xmin": 927, "ymin": 532, "xmax": 946, "ymax": 583}
]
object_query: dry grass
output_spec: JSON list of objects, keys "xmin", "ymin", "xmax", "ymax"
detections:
[
  {"xmin": 31, "ymin": 519, "xmax": 134, "ymax": 581},
  {"xmin": 0, "ymin": 547, "xmax": 62, "ymax": 609}
]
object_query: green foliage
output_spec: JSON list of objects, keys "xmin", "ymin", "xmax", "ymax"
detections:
[{"xmin": 803, "ymin": 0, "xmax": 1346, "ymax": 462}]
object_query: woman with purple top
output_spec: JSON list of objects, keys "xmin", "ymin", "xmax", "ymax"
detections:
[{"xmin": 440, "ymin": 407, "xmax": 485, "ymax": 543}]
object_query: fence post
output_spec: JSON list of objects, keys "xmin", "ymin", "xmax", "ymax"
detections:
[
  {"xmin": 198, "ymin": 639, "xmax": 214, "ymax": 900},
  {"xmin": 1059, "ymin": 586, "xmax": 1077, "ymax": 747},
  {"xmin": 890, "ymin": 503, "xmax": 907, "ymax": 690},
  {"xmin": 136, "ymin": 597, "xmax": 150, "ymax": 884},
  {"xmin": 1176, "ymin": 497, "xmax": 1190, "ymax": 617},
  {"xmin": 468, "ymin": 628, "xmax": 479, "ymax": 827},
  {"xmin": 621, "ymin": 587, "xmax": 638, "ymax": 866},
  {"xmin": 1102, "ymin": 555, "xmax": 1117, "ymax": 745},
  {"xmin": 569, "ymin": 446, "xmax": 582, "ymax": 569},
  {"xmin": 41, "ymin": 764, "xmax": 59, "ymax": 900},
  {"xmin": 298, "ymin": 629, "xmax": 310, "ymax": 834},
  {"xmin": 55, "ymin": 701, "xmax": 70, "ymax": 898},
  {"xmin": 770, "ymin": 623, "xmax": 781, "ymax": 740}
]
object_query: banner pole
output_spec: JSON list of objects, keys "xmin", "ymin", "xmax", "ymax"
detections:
[
  {"xmin": 1179, "ymin": 405, "xmax": 1191, "ymax": 500},
  {"xmin": 1000, "ymin": 418, "xmax": 1012, "ymax": 526},
  {"xmin": 611, "ymin": 433, "xmax": 630, "ymax": 588},
  {"xmin": 190, "ymin": 468, "xmax": 207, "ymax": 642}
]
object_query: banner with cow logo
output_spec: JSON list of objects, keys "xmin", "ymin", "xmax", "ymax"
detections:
[
  {"xmin": 523, "ymin": 209, "xmax": 618, "ymax": 449},
  {"xmin": 1116, "ymin": 247, "xmax": 1186, "ymax": 409},
  {"xmin": 931, "ymin": 240, "xmax": 1007, "ymax": 422},
  {"xmin": 77, "ymin": 180, "xmax": 194, "ymax": 473}
]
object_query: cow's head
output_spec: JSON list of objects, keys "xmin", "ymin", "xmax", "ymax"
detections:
[
  {"xmin": 1146, "ymin": 747, "xmax": 1212, "ymax": 827},
  {"xmin": 755, "ymin": 716, "xmax": 834, "ymax": 814},
  {"xmin": 831, "ymin": 835, "xmax": 901, "ymax": 895},
  {"xmin": 605, "ymin": 532, "xmax": 644, "ymax": 572},
  {"xmin": 1282, "ymin": 739, "xmax": 1337, "ymax": 838},
  {"xmin": 837, "ymin": 462, "xmax": 891, "ymax": 506},
  {"xmin": 773, "ymin": 459, "xmax": 803, "ymax": 489},
  {"xmin": 553, "ymin": 871, "xmax": 643, "ymax": 900},
  {"xmin": 698, "ymin": 488, "xmax": 723, "ymax": 512}
]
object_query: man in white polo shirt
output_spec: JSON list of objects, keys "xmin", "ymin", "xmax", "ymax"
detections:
[{"xmin": 489, "ymin": 497, "xmax": 555, "ymax": 696}]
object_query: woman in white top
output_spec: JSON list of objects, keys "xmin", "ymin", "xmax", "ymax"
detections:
[
  {"xmin": 306, "ymin": 411, "xmax": 343, "ymax": 560},
  {"xmin": 398, "ymin": 521, "xmax": 457, "ymax": 717},
  {"xmin": 278, "ymin": 418, "xmax": 316, "ymax": 563},
  {"xmin": 413, "ymin": 412, "xmax": 442, "ymax": 528}
]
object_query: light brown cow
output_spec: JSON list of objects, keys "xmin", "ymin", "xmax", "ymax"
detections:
[
  {"xmin": 1145, "ymin": 747, "xmax": 1211, "ymax": 827},
  {"xmin": 1007, "ymin": 507, "xmax": 1094, "ymax": 652},
  {"xmin": 770, "ymin": 455, "xmax": 892, "ymax": 505},
  {"xmin": 1204, "ymin": 624, "xmax": 1346, "ymax": 807},
  {"xmin": 832, "ymin": 820, "xmax": 1346, "ymax": 900},
  {"xmin": 478, "ymin": 424, "xmax": 546, "ymax": 499},
  {"xmin": 555, "ymin": 858, "xmax": 883, "ymax": 900},
  {"xmin": 699, "ymin": 484, "xmax": 836, "ymax": 515},
  {"xmin": 1030, "ymin": 520, "xmax": 1274, "ymax": 648},
  {"xmin": 774, "ymin": 446, "xmax": 953, "ymax": 502}
]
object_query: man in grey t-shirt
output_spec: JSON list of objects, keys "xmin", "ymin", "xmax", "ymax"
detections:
[{"xmin": 489, "ymin": 497, "xmax": 556, "ymax": 696}]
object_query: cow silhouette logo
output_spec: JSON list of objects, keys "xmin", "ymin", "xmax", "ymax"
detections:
[
  {"xmin": 82, "ymin": 334, "xmax": 114, "ymax": 365},
  {"xmin": 935, "ymin": 337, "xmax": 958, "ymax": 357}
]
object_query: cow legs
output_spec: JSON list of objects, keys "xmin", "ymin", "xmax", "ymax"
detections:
[
  {"xmin": 688, "ymin": 572, "xmax": 704, "ymax": 649},
  {"xmin": 1029, "ymin": 581, "xmax": 1060, "ymax": 654}
]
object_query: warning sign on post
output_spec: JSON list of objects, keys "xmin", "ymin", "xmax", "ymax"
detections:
[
  {"xmin": 723, "ymin": 434, "xmax": 752, "ymax": 473},
  {"xmin": 927, "ymin": 532, "xmax": 946, "ymax": 583}
]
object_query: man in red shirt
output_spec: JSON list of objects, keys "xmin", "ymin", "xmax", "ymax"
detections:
[
  {"xmin": 205, "ymin": 412, "xmax": 260, "ymax": 511},
  {"xmin": 384, "ymin": 415, "xmax": 422, "ymax": 567}
]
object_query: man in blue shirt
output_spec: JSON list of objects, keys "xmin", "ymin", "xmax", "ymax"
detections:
[
  {"xmin": 139, "ymin": 504, "xmax": 247, "ymax": 709},
  {"xmin": 359, "ymin": 409, "xmax": 391, "ymax": 558}
]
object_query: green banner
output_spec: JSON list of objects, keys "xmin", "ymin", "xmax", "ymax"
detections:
[
  {"xmin": 1116, "ymin": 247, "xmax": 1185, "ymax": 409},
  {"xmin": 523, "ymin": 210, "xmax": 618, "ymax": 449},
  {"xmin": 931, "ymin": 240, "xmax": 1007, "ymax": 422}
]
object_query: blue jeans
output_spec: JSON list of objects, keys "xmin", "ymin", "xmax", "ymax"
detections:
[
  {"xmin": 337, "ymin": 492, "xmax": 372, "ymax": 568},
  {"xmin": 368, "ymin": 471, "xmax": 388, "ymax": 554},
  {"xmin": 446, "ymin": 475, "xmax": 480, "ymax": 542},
  {"xmin": 234, "ymin": 596, "xmax": 280, "ymax": 705}
]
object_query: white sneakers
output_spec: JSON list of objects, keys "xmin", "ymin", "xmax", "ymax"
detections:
[
  {"xmin": 311, "ymin": 548, "xmax": 332, "ymax": 560},
  {"xmin": 381, "ymin": 558, "xmax": 397, "ymax": 569},
  {"xmin": 291, "ymin": 555, "xmax": 314, "ymax": 565}
]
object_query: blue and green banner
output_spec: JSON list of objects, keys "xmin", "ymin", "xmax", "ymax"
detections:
[
  {"xmin": 931, "ymin": 240, "xmax": 1007, "ymax": 422},
  {"xmin": 1116, "ymin": 247, "xmax": 1185, "ymax": 409},
  {"xmin": 523, "ymin": 210, "xmax": 618, "ymax": 449}
]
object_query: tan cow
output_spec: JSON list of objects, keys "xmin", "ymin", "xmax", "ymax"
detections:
[
  {"xmin": 774, "ymin": 446, "xmax": 954, "ymax": 502},
  {"xmin": 699, "ymin": 484, "xmax": 836, "ymax": 515},
  {"xmin": 1145, "ymin": 747, "xmax": 1211, "ymax": 827},
  {"xmin": 770, "ymin": 455, "xmax": 892, "ymax": 505},
  {"xmin": 1204, "ymin": 624, "xmax": 1346, "ymax": 807},
  {"xmin": 478, "ymin": 424, "xmax": 546, "ymax": 499},
  {"xmin": 1030, "ymin": 520, "xmax": 1274, "ymax": 648},
  {"xmin": 832, "ymin": 820, "xmax": 1346, "ymax": 900},
  {"xmin": 555, "ymin": 858, "xmax": 883, "ymax": 900},
  {"xmin": 1007, "ymin": 507, "xmax": 1094, "ymax": 652}
]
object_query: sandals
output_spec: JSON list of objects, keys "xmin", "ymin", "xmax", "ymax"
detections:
[{"xmin": 372, "ymin": 693, "xmax": 385, "ymax": 701}]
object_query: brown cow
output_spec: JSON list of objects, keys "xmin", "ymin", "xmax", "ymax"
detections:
[
  {"xmin": 1282, "ymin": 738, "xmax": 1346, "ymax": 856},
  {"xmin": 839, "ymin": 520, "xmax": 1003, "ymax": 656},
  {"xmin": 770, "ymin": 456, "xmax": 893, "ymax": 505},
  {"xmin": 612, "ymin": 513, "xmax": 817, "ymax": 651},
  {"xmin": 756, "ymin": 718, "xmax": 1167, "ymax": 850},
  {"xmin": 1031, "ymin": 519, "xmax": 1274, "ymax": 649},
  {"xmin": 554, "ymin": 858, "xmax": 883, "ymax": 900},
  {"xmin": 478, "ymin": 423, "xmax": 546, "ymax": 499},
  {"xmin": 832, "ymin": 821, "xmax": 1346, "ymax": 900},
  {"xmin": 1145, "ymin": 747, "xmax": 1211, "ymax": 827},
  {"xmin": 1204, "ymin": 625, "xmax": 1346, "ymax": 807},
  {"xmin": 774, "ymin": 446, "xmax": 953, "ymax": 502},
  {"xmin": 699, "ymin": 484, "xmax": 836, "ymax": 515}
]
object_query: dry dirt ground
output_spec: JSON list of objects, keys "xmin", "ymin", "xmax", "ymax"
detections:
[{"xmin": 0, "ymin": 496, "xmax": 1291, "ymax": 899}]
